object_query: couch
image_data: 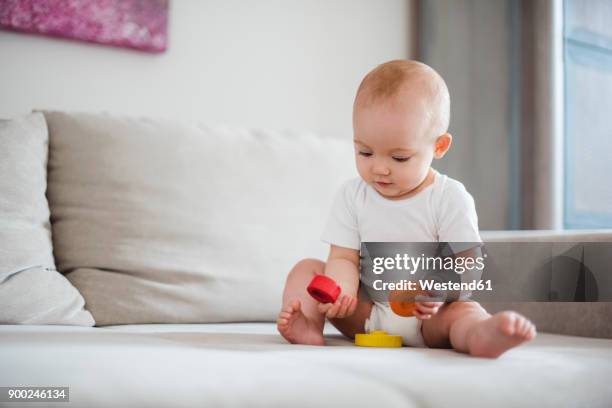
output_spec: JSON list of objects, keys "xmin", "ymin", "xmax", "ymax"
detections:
[{"xmin": 1, "ymin": 112, "xmax": 611, "ymax": 408}]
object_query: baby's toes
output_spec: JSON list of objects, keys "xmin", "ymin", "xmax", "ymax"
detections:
[
  {"xmin": 277, "ymin": 310, "xmax": 291, "ymax": 320},
  {"xmin": 289, "ymin": 299, "xmax": 301, "ymax": 312},
  {"xmin": 521, "ymin": 320, "xmax": 536, "ymax": 340},
  {"xmin": 513, "ymin": 317, "xmax": 527, "ymax": 337},
  {"xmin": 512, "ymin": 316, "xmax": 536, "ymax": 340},
  {"xmin": 500, "ymin": 312, "xmax": 518, "ymax": 336},
  {"xmin": 518, "ymin": 320, "xmax": 529, "ymax": 337},
  {"xmin": 527, "ymin": 323, "xmax": 537, "ymax": 340}
]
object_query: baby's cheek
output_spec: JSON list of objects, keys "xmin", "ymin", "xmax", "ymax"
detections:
[
  {"xmin": 401, "ymin": 174, "xmax": 420, "ymax": 189},
  {"xmin": 356, "ymin": 166, "xmax": 370, "ymax": 182}
]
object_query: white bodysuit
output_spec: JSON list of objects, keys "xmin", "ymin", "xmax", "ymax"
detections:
[{"xmin": 320, "ymin": 169, "xmax": 481, "ymax": 347}]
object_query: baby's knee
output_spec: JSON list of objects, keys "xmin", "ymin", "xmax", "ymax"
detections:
[
  {"xmin": 446, "ymin": 301, "xmax": 488, "ymax": 315},
  {"xmin": 287, "ymin": 258, "xmax": 325, "ymax": 280}
]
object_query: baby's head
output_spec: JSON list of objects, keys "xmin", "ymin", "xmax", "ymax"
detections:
[{"xmin": 353, "ymin": 60, "xmax": 452, "ymax": 200}]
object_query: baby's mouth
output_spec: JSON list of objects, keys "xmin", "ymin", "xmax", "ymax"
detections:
[{"xmin": 375, "ymin": 181, "xmax": 393, "ymax": 188}]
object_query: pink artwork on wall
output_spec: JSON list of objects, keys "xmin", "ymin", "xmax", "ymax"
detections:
[{"xmin": 0, "ymin": 0, "xmax": 169, "ymax": 53}]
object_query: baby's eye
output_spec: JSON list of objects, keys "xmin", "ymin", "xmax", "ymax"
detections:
[
  {"xmin": 393, "ymin": 157, "xmax": 410, "ymax": 162},
  {"xmin": 359, "ymin": 151, "xmax": 372, "ymax": 157}
]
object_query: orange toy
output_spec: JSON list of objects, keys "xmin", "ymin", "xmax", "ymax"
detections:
[{"xmin": 388, "ymin": 289, "xmax": 424, "ymax": 317}]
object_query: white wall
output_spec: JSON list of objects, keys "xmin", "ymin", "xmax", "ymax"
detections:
[{"xmin": 0, "ymin": 0, "xmax": 412, "ymax": 139}]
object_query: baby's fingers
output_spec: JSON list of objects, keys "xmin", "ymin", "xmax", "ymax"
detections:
[
  {"xmin": 415, "ymin": 303, "xmax": 441, "ymax": 319},
  {"xmin": 327, "ymin": 296, "xmax": 349, "ymax": 318},
  {"xmin": 317, "ymin": 302, "xmax": 333, "ymax": 315},
  {"xmin": 415, "ymin": 306, "xmax": 439, "ymax": 316},
  {"xmin": 419, "ymin": 301, "xmax": 444, "ymax": 308},
  {"xmin": 346, "ymin": 297, "xmax": 358, "ymax": 317},
  {"xmin": 321, "ymin": 298, "xmax": 341, "ymax": 319},
  {"xmin": 335, "ymin": 295, "xmax": 355, "ymax": 318},
  {"xmin": 414, "ymin": 310, "xmax": 432, "ymax": 320},
  {"xmin": 416, "ymin": 302, "xmax": 441, "ymax": 313}
]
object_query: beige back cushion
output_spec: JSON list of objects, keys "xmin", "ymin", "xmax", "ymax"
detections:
[
  {"xmin": 44, "ymin": 111, "xmax": 355, "ymax": 325},
  {"xmin": 0, "ymin": 113, "xmax": 93, "ymax": 325}
]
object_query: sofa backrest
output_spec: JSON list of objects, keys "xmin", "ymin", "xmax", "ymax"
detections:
[{"xmin": 43, "ymin": 111, "xmax": 356, "ymax": 325}]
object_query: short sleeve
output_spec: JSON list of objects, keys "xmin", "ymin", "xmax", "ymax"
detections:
[
  {"xmin": 437, "ymin": 179, "xmax": 481, "ymax": 245},
  {"xmin": 320, "ymin": 180, "xmax": 360, "ymax": 250}
]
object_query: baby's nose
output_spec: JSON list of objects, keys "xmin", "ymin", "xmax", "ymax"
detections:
[{"xmin": 372, "ymin": 162, "xmax": 390, "ymax": 175}]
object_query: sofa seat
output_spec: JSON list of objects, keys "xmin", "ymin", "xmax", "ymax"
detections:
[{"xmin": 2, "ymin": 323, "xmax": 611, "ymax": 408}]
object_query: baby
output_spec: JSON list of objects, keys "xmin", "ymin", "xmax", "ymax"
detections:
[{"xmin": 277, "ymin": 60, "xmax": 536, "ymax": 357}]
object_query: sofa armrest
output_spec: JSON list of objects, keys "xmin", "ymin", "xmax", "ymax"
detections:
[{"xmin": 481, "ymin": 302, "xmax": 612, "ymax": 339}]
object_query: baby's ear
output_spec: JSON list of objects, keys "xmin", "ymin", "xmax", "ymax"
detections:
[{"xmin": 434, "ymin": 133, "xmax": 452, "ymax": 159}]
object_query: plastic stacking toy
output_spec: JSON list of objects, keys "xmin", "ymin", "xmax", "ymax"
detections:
[
  {"xmin": 355, "ymin": 331, "xmax": 402, "ymax": 348},
  {"xmin": 389, "ymin": 289, "xmax": 424, "ymax": 317},
  {"xmin": 389, "ymin": 300, "xmax": 418, "ymax": 317},
  {"xmin": 307, "ymin": 275, "xmax": 341, "ymax": 304}
]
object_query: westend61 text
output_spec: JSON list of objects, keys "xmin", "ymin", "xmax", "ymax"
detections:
[{"xmin": 372, "ymin": 279, "xmax": 493, "ymax": 292}]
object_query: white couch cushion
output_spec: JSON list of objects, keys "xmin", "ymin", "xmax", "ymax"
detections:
[
  {"xmin": 0, "ymin": 113, "xmax": 94, "ymax": 325},
  {"xmin": 1, "ymin": 323, "xmax": 611, "ymax": 407},
  {"xmin": 44, "ymin": 111, "xmax": 355, "ymax": 325}
]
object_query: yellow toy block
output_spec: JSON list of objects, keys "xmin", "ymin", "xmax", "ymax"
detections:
[{"xmin": 354, "ymin": 331, "xmax": 402, "ymax": 348}]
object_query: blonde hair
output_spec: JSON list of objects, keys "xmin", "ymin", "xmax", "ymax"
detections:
[{"xmin": 355, "ymin": 60, "xmax": 451, "ymax": 137}]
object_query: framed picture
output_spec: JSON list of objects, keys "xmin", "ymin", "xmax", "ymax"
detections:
[{"xmin": 0, "ymin": 0, "xmax": 169, "ymax": 53}]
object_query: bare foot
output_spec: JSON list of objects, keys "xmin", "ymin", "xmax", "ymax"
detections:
[
  {"xmin": 277, "ymin": 299, "xmax": 325, "ymax": 346},
  {"xmin": 467, "ymin": 311, "xmax": 536, "ymax": 358}
]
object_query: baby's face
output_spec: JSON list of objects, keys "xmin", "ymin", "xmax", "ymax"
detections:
[{"xmin": 353, "ymin": 95, "xmax": 437, "ymax": 200}]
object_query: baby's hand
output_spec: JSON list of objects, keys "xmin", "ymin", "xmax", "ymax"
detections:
[
  {"xmin": 317, "ymin": 294, "xmax": 357, "ymax": 319},
  {"xmin": 414, "ymin": 301, "xmax": 444, "ymax": 320}
]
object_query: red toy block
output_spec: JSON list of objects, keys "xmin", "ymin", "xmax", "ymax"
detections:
[{"xmin": 307, "ymin": 275, "xmax": 341, "ymax": 304}]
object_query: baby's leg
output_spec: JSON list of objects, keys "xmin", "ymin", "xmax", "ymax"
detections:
[
  {"xmin": 277, "ymin": 259, "xmax": 327, "ymax": 345},
  {"xmin": 277, "ymin": 258, "xmax": 372, "ymax": 345},
  {"xmin": 421, "ymin": 302, "xmax": 536, "ymax": 358}
]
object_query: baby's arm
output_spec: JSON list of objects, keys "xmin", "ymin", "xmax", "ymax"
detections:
[
  {"xmin": 317, "ymin": 244, "xmax": 360, "ymax": 319},
  {"xmin": 414, "ymin": 246, "xmax": 481, "ymax": 319}
]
